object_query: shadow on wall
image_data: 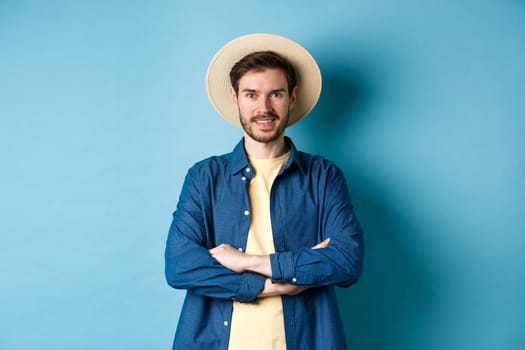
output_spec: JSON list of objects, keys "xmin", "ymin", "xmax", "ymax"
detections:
[{"xmin": 302, "ymin": 63, "xmax": 436, "ymax": 349}]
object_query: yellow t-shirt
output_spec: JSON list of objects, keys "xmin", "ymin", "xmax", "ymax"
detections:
[{"xmin": 228, "ymin": 151, "xmax": 290, "ymax": 350}]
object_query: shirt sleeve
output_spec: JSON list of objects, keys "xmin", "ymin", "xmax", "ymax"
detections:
[
  {"xmin": 165, "ymin": 167, "xmax": 266, "ymax": 303},
  {"xmin": 269, "ymin": 163, "xmax": 364, "ymax": 288}
]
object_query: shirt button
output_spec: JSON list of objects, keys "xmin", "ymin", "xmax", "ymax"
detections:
[
  {"xmin": 292, "ymin": 277, "xmax": 297, "ymax": 283},
  {"xmin": 245, "ymin": 167, "xmax": 251, "ymax": 173},
  {"xmin": 244, "ymin": 210, "xmax": 250, "ymax": 216},
  {"xmin": 224, "ymin": 320, "xmax": 229, "ymax": 326},
  {"xmin": 238, "ymin": 247, "xmax": 243, "ymax": 252},
  {"xmin": 241, "ymin": 176, "xmax": 247, "ymax": 181}
]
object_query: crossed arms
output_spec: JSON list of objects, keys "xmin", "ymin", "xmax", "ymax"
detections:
[
  {"xmin": 165, "ymin": 162, "xmax": 363, "ymax": 303},
  {"xmin": 208, "ymin": 238, "xmax": 330, "ymax": 297}
]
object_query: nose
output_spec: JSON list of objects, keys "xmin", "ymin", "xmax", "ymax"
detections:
[{"xmin": 256, "ymin": 96, "xmax": 273, "ymax": 114}]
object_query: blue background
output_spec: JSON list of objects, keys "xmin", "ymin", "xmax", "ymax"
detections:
[{"xmin": 1, "ymin": 1, "xmax": 524, "ymax": 349}]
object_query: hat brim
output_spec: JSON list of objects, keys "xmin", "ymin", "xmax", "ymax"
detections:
[{"xmin": 206, "ymin": 33, "xmax": 322, "ymax": 128}]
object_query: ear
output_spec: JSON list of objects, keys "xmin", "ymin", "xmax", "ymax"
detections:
[
  {"xmin": 229, "ymin": 86, "xmax": 239, "ymax": 107},
  {"xmin": 289, "ymin": 86, "xmax": 297, "ymax": 109}
]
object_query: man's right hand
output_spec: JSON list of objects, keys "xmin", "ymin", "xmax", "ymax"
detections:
[
  {"xmin": 312, "ymin": 237, "xmax": 330, "ymax": 249},
  {"xmin": 257, "ymin": 238, "xmax": 330, "ymax": 298},
  {"xmin": 258, "ymin": 279, "xmax": 306, "ymax": 297}
]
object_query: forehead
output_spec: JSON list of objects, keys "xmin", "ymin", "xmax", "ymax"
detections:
[{"xmin": 237, "ymin": 68, "xmax": 288, "ymax": 88}]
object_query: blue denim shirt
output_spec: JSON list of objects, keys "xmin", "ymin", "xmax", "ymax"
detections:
[{"xmin": 165, "ymin": 137, "xmax": 364, "ymax": 349}]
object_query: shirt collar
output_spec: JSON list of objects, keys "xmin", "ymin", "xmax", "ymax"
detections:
[{"xmin": 228, "ymin": 136, "xmax": 307, "ymax": 176}]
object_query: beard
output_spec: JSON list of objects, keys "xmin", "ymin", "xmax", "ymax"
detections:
[{"xmin": 238, "ymin": 109, "xmax": 290, "ymax": 143}]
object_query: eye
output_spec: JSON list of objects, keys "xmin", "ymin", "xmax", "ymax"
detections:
[
  {"xmin": 272, "ymin": 91, "xmax": 284, "ymax": 98},
  {"xmin": 245, "ymin": 92, "xmax": 256, "ymax": 99}
]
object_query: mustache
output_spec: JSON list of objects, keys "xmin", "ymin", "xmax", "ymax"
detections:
[{"xmin": 251, "ymin": 112, "xmax": 279, "ymax": 121}]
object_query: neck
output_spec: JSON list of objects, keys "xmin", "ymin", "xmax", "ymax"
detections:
[{"xmin": 243, "ymin": 135, "xmax": 288, "ymax": 159}]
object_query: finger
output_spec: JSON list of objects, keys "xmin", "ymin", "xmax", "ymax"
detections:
[
  {"xmin": 312, "ymin": 238, "xmax": 329, "ymax": 249},
  {"xmin": 209, "ymin": 243, "xmax": 227, "ymax": 253},
  {"xmin": 312, "ymin": 237, "xmax": 330, "ymax": 249}
]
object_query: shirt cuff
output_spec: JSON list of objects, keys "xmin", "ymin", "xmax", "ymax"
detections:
[{"xmin": 270, "ymin": 251, "xmax": 296, "ymax": 283}]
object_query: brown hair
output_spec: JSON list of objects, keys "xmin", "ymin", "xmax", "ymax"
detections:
[{"xmin": 229, "ymin": 51, "xmax": 297, "ymax": 95}]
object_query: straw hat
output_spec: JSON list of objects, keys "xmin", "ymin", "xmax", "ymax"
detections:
[{"xmin": 205, "ymin": 33, "xmax": 322, "ymax": 128}]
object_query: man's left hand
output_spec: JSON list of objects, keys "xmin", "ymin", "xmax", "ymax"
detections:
[
  {"xmin": 209, "ymin": 243, "xmax": 272, "ymax": 277},
  {"xmin": 209, "ymin": 243, "xmax": 247, "ymax": 273}
]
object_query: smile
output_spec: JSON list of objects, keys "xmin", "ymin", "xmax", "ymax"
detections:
[
  {"xmin": 252, "ymin": 114, "xmax": 278, "ymax": 124},
  {"xmin": 253, "ymin": 118, "xmax": 277, "ymax": 129},
  {"xmin": 255, "ymin": 119, "xmax": 274, "ymax": 124}
]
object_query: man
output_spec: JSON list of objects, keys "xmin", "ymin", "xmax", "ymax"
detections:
[{"xmin": 165, "ymin": 33, "xmax": 364, "ymax": 349}]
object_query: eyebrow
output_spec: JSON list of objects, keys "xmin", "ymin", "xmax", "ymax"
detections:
[{"xmin": 240, "ymin": 88, "xmax": 287, "ymax": 94}]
